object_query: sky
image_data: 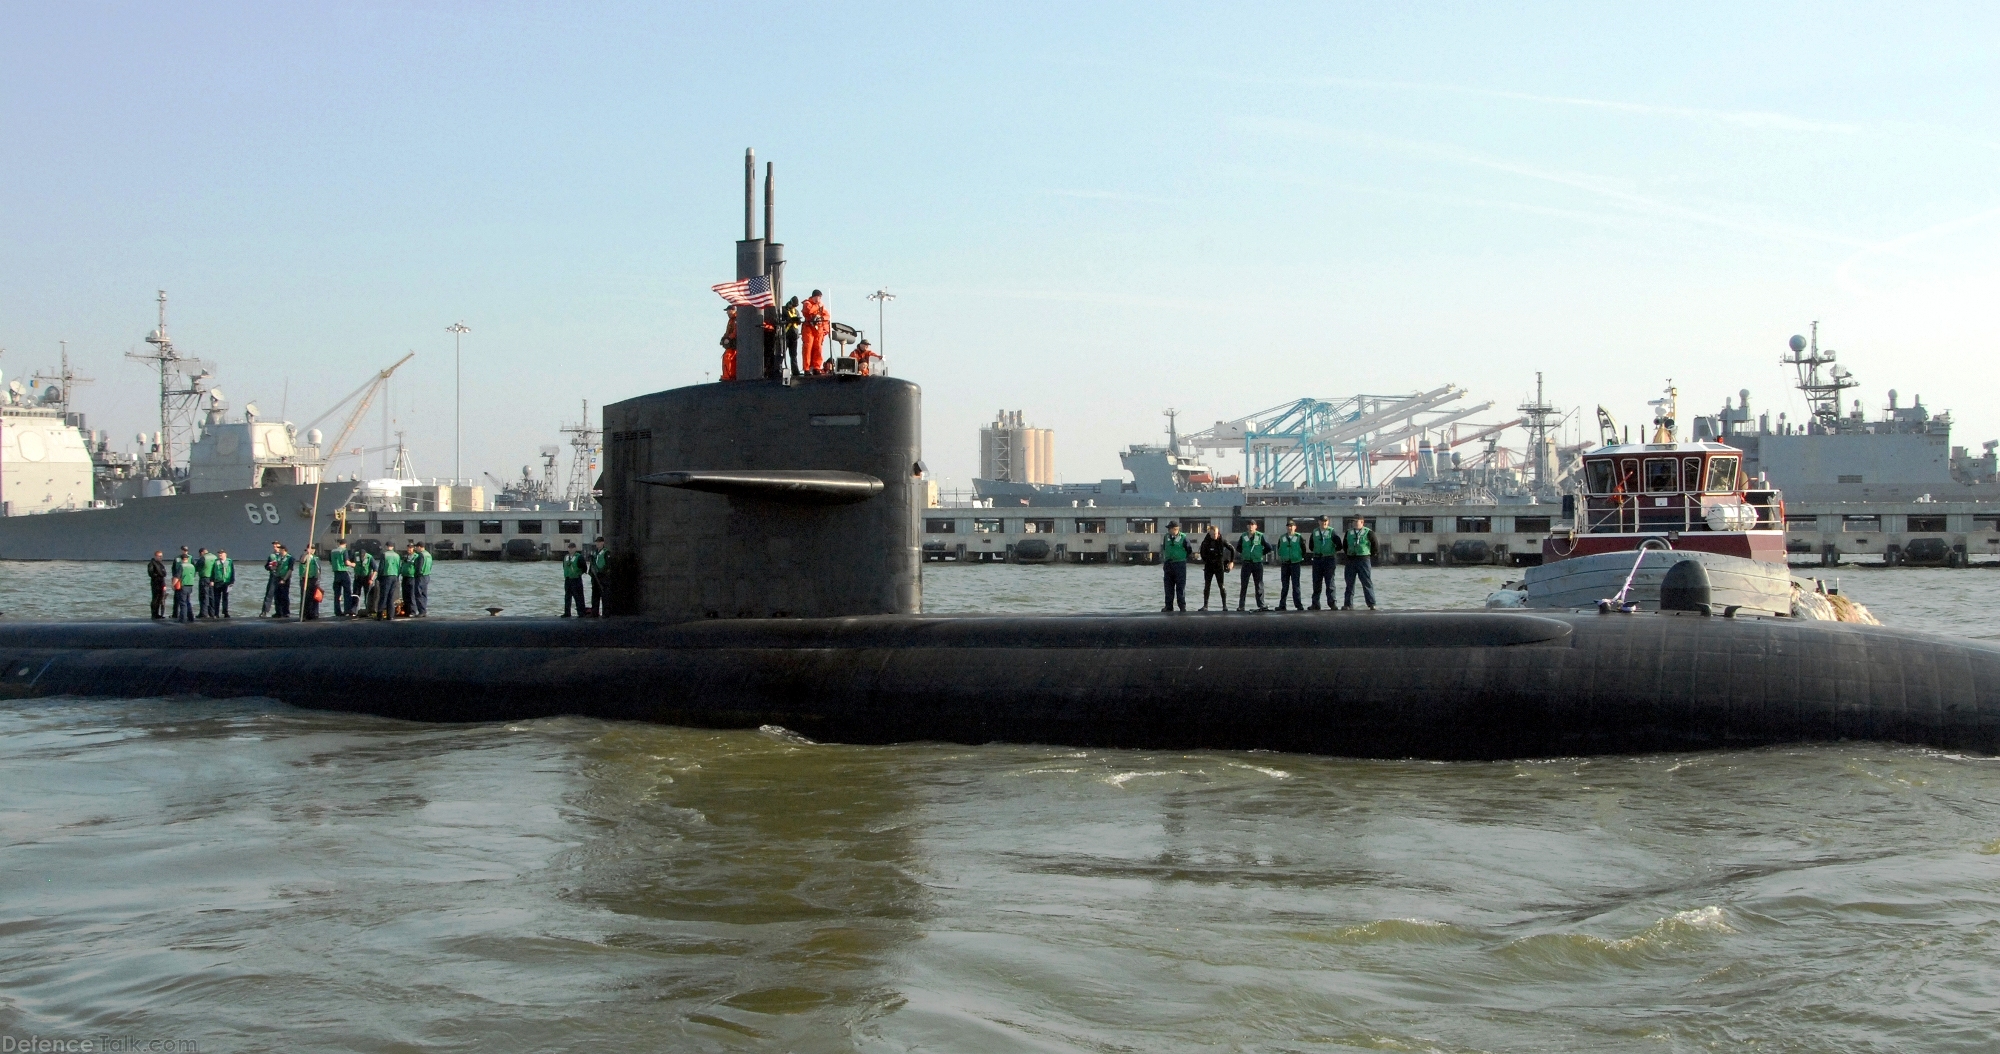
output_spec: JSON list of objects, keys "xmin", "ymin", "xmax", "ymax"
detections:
[{"xmin": 3, "ymin": 1, "xmax": 1996, "ymax": 493}]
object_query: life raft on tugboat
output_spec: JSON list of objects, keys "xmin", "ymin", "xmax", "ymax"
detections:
[{"xmin": 1493, "ymin": 385, "xmax": 1874, "ymax": 623}]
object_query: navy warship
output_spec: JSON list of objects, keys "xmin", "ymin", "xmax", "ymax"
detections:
[
  {"xmin": 2, "ymin": 152, "xmax": 1998, "ymax": 760},
  {"xmin": 0, "ymin": 293, "xmax": 360, "ymax": 560}
]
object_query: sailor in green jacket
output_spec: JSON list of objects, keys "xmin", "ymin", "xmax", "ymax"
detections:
[
  {"xmin": 1235, "ymin": 522, "xmax": 1269, "ymax": 611},
  {"xmin": 267, "ymin": 544, "xmax": 296, "ymax": 619},
  {"xmin": 1307, "ymin": 515, "xmax": 1343, "ymax": 611},
  {"xmin": 171, "ymin": 547, "xmax": 197, "ymax": 623},
  {"xmin": 330, "ymin": 541, "xmax": 356, "ymax": 618},
  {"xmin": 194, "ymin": 547, "xmax": 216, "ymax": 618},
  {"xmin": 351, "ymin": 548, "xmax": 376, "ymax": 617},
  {"xmin": 398, "ymin": 543, "xmax": 419, "ymax": 618},
  {"xmin": 1158, "ymin": 521, "xmax": 1192, "ymax": 612},
  {"xmin": 561, "ymin": 542, "xmax": 589, "ymax": 617},
  {"xmin": 410, "ymin": 542, "xmax": 433, "ymax": 617},
  {"xmin": 375, "ymin": 545, "xmax": 402, "ymax": 620},
  {"xmin": 1273, "ymin": 521, "xmax": 1309, "ymax": 611},
  {"xmin": 208, "ymin": 550, "xmax": 236, "ymax": 618},
  {"xmin": 299, "ymin": 545, "xmax": 323, "ymax": 620},
  {"xmin": 587, "ymin": 538, "xmax": 608, "ymax": 616},
  {"xmin": 1342, "ymin": 516, "xmax": 1378, "ymax": 610}
]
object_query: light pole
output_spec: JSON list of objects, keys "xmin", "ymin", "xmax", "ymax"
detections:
[
  {"xmin": 866, "ymin": 288, "xmax": 895, "ymax": 365},
  {"xmin": 446, "ymin": 322, "xmax": 470, "ymax": 484}
]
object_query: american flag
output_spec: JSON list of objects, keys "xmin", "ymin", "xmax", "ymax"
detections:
[{"xmin": 711, "ymin": 274, "xmax": 775, "ymax": 308}]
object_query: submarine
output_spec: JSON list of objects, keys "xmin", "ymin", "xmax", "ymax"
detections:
[{"xmin": 4, "ymin": 153, "xmax": 1999, "ymax": 760}]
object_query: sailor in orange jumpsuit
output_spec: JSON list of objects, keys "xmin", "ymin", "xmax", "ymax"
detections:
[
  {"xmin": 800, "ymin": 290, "xmax": 830, "ymax": 374},
  {"xmin": 720, "ymin": 307, "xmax": 738, "ymax": 381},
  {"xmin": 852, "ymin": 339, "xmax": 879, "ymax": 376}
]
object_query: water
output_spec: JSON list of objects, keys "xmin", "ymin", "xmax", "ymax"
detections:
[{"xmin": 4, "ymin": 561, "xmax": 2000, "ymax": 1052}]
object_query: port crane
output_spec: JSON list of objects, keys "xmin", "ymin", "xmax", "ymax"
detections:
[{"xmin": 301, "ymin": 353, "xmax": 415, "ymax": 465}]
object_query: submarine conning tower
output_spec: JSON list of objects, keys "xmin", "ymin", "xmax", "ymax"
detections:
[
  {"xmin": 601, "ymin": 149, "xmax": 923, "ymax": 619},
  {"xmin": 601, "ymin": 374, "xmax": 923, "ymax": 619}
]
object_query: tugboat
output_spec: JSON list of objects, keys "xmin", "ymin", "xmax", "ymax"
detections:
[{"xmin": 1513, "ymin": 384, "xmax": 1798, "ymax": 616}]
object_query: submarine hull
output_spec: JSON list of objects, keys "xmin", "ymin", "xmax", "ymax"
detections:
[{"xmin": 3, "ymin": 611, "xmax": 1995, "ymax": 760}]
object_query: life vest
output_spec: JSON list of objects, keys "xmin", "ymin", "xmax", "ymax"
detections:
[
  {"xmin": 1344, "ymin": 529, "xmax": 1373, "ymax": 557},
  {"xmin": 1161, "ymin": 534, "xmax": 1192, "ymax": 561},
  {"xmin": 1238, "ymin": 532, "xmax": 1267, "ymax": 562},
  {"xmin": 1309, "ymin": 528, "xmax": 1340, "ymax": 556},
  {"xmin": 1275, "ymin": 534, "xmax": 1307, "ymax": 563}
]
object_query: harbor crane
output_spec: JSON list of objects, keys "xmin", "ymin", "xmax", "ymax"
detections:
[{"xmin": 302, "ymin": 353, "xmax": 415, "ymax": 465}]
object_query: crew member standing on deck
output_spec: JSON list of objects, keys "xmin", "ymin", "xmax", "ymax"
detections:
[
  {"xmin": 194, "ymin": 547, "xmax": 215, "ymax": 618},
  {"xmin": 561, "ymin": 542, "xmax": 589, "ymax": 617},
  {"xmin": 411, "ymin": 542, "xmax": 433, "ymax": 617},
  {"xmin": 399, "ymin": 542, "xmax": 418, "ymax": 618},
  {"xmin": 1158, "ymin": 521, "xmax": 1192, "ymax": 612},
  {"xmin": 210, "ymin": 549, "xmax": 235, "ymax": 617},
  {"xmin": 171, "ymin": 547, "xmax": 196, "ymax": 623},
  {"xmin": 148, "ymin": 551, "xmax": 168, "ymax": 619},
  {"xmin": 1197, "ymin": 526, "xmax": 1232, "ymax": 611},
  {"xmin": 1235, "ymin": 521, "xmax": 1269, "ymax": 611},
  {"xmin": 1273, "ymin": 521, "xmax": 1308, "ymax": 611},
  {"xmin": 780, "ymin": 296, "xmax": 803, "ymax": 377},
  {"xmin": 374, "ymin": 543, "xmax": 400, "ymax": 620},
  {"xmin": 720, "ymin": 306, "xmax": 739, "ymax": 381},
  {"xmin": 800, "ymin": 290, "xmax": 830, "ymax": 374},
  {"xmin": 588, "ymin": 537, "xmax": 608, "ymax": 616},
  {"xmin": 1342, "ymin": 516, "xmax": 1378, "ymax": 611},
  {"xmin": 352, "ymin": 546, "xmax": 376, "ymax": 617},
  {"xmin": 299, "ymin": 545, "xmax": 322, "ymax": 621},
  {"xmin": 330, "ymin": 540, "xmax": 355, "ymax": 618},
  {"xmin": 268, "ymin": 544, "xmax": 295, "ymax": 618},
  {"xmin": 1307, "ymin": 515, "xmax": 1342, "ymax": 611}
]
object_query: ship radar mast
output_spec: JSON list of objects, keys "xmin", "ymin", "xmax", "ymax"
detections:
[
  {"xmin": 1783, "ymin": 322, "xmax": 1857, "ymax": 433},
  {"xmin": 1516, "ymin": 371, "xmax": 1559, "ymax": 487},
  {"xmin": 1647, "ymin": 381, "xmax": 1679, "ymax": 444},
  {"xmin": 123, "ymin": 290, "xmax": 216, "ymax": 479}
]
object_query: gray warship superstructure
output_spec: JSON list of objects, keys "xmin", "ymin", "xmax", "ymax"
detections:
[
  {"xmin": 1692, "ymin": 324, "xmax": 2000, "ymax": 503},
  {"xmin": 0, "ymin": 293, "xmax": 357, "ymax": 560}
]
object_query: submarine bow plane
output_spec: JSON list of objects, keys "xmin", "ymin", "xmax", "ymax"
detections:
[{"xmin": 4, "ymin": 151, "xmax": 2000, "ymax": 761}]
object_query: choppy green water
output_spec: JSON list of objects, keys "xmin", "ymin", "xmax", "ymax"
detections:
[{"xmin": 3, "ymin": 562, "xmax": 2000, "ymax": 1052}]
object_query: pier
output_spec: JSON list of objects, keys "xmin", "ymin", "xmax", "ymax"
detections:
[{"xmin": 924, "ymin": 498, "xmax": 2000, "ymax": 569}]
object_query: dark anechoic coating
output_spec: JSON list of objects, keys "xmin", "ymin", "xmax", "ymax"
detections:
[
  {"xmin": 2, "ymin": 611, "xmax": 1995, "ymax": 759},
  {"xmin": 600, "ymin": 376, "xmax": 922, "ymax": 620}
]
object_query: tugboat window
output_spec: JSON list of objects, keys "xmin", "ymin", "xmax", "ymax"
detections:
[
  {"xmin": 558, "ymin": 520, "xmax": 584, "ymax": 534},
  {"xmin": 1644, "ymin": 459, "xmax": 1678, "ymax": 493},
  {"xmin": 517, "ymin": 520, "xmax": 544, "ymax": 534},
  {"xmin": 972, "ymin": 518, "xmax": 1003, "ymax": 533},
  {"xmin": 1023, "ymin": 518, "xmax": 1055, "ymax": 534},
  {"xmin": 1704, "ymin": 457, "xmax": 1739, "ymax": 493},
  {"xmin": 1584, "ymin": 461, "xmax": 1614, "ymax": 494},
  {"xmin": 478, "ymin": 520, "xmax": 503, "ymax": 535},
  {"xmin": 1682, "ymin": 458, "xmax": 1703, "ymax": 492},
  {"xmin": 925, "ymin": 518, "xmax": 956, "ymax": 533}
]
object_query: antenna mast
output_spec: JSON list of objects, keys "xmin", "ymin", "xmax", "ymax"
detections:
[
  {"xmin": 1783, "ymin": 322, "xmax": 1857, "ymax": 433},
  {"xmin": 561, "ymin": 399, "xmax": 601, "ymax": 508},
  {"xmin": 123, "ymin": 290, "xmax": 215, "ymax": 478},
  {"xmin": 1517, "ymin": 371, "xmax": 1559, "ymax": 488}
]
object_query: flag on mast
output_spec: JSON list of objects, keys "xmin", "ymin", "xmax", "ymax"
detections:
[{"xmin": 711, "ymin": 275, "xmax": 775, "ymax": 308}]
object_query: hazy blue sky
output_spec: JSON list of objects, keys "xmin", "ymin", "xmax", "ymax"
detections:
[{"xmin": 3, "ymin": 2, "xmax": 1995, "ymax": 491}]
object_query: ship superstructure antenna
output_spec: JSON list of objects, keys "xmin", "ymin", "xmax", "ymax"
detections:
[
  {"xmin": 29, "ymin": 341, "xmax": 93, "ymax": 419},
  {"xmin": 1517, "ymin": 371, "xmax": 1559, "ymax": 488},
  {"xmin": 561, "ymin": 399, "xmax": 601, "ymax": 508},
  {"xmin": 123, "ymin": 290, "xmax": 216, "ymax": 478},
  {"xmin": 1164, "ymin": 408, "xmax": 1181, "ymax": 456},
  {"xmin": 1648, "ymin": 380, "xmax": 1679, "ymax": 443},
  {"xmin": 388, "ymin": 430, "xmax": 416, "ymax": 480},
  {"xmin": 1783, "ymin": 322, "xmax": 1856, "ymax": 433}
]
